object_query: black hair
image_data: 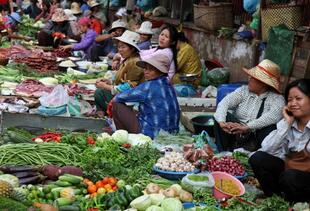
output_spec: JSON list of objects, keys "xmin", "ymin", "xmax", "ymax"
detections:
[
  {"xmin": 178, "ymin": 31, "xmax": 189, "ymax": 43},
  {"xmin": 284, "ymin": 79, "xmax": 310, "ymax": 102},
  {"xmin": 118, "ymin": 41, "xmax": 139, "ymax": 54},
  {"xmin": 159, "ymin": 24, "xmax": 178, "ymax": 72}
]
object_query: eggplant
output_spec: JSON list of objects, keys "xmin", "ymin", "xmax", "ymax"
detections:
[
  {"xmin": 0, "ymin": 165, "xmax": 39, "ymax": 173},
  {"xmin": 12, "ymin": 171, "xmax": 39, "ymax": 179},
  {"xmin": 19, "ymin": 174, "xmax": 46, "ymax": 185}
]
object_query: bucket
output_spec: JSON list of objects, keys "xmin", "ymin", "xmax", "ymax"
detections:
[{"xmin": 216, "ymin": 83, "xmax": 243, "ymax": 105}]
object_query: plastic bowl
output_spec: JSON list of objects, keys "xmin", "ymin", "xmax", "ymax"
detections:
[
  {"xmin": 211, "ymin": 171, "xmax": 245, "ymax": 200},
  {"xmin": 234, "ymin": 172, "xmax": 248, "ymax": 181},
  {"xmin": 153, "ymin": 166, "xmax": 200, "ymax": 180},
  {"xmin": 191, "ymin": 115, "xmax": 215, "ymax": 137}
]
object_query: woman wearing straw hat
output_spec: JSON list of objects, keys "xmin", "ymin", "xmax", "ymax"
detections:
[
  {"xmin": 1, "ymin": 12, "xmax": 31, "ymax": 41},
  {"xmin": 38, "ymin": 8, "xmax": 76, "ymax": 47},
  {"xmin": 250, "ymin": 79, "xmax": 310, "ymax": 203},
  {"xmin": 90, "ymin": 20, "xmax": 127, "ymax": 61},
  {"xmin": 112, "ymin": 54, "xmax": 180, "ymax": 139},
  {"xmin": 136, "ymin": 21, "xmax": 153, "ymax": 50},
  {"xmin": 64, "ymin": 9, "xmax": 81, "ymax": 38},
  {"xmin": 214, "ymin": 59, "xmax": 285, "ymax": 152},
  {"xmin": 94, "ymin": 30, "xmax": 144, "ymax": 117},
  {"xmin": 70, "ymin": 2, "xmax": 82, "ymax": 18},
  {"xmin": 60, "ymin": 17, "xmax": 96, "ymax": 60}
]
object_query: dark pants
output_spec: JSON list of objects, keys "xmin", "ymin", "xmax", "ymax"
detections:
[
  {"xmin": 94, "ymin": 88, "xmax": 113, "ymax": 113},
  {"xmin": 214, "ymin": 113, "xmax": 276, "ymax": 152},
  {"xmin": 112, "ymin": 102, "xmax": 140, "ymax": 133},
  {"xmin": 249, "ymin": 151, "xmax": 310, "ymax": 202}
]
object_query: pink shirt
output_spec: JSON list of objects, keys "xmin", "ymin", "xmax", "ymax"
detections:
[{"xmin": 140, "ymin": 47, "xmax": 175, "ymax": 80}]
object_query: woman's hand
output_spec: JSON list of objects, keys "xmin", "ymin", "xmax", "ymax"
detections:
[
  {"xmin": 230, "ymin": 123, "xmax": 250, "ymax": 134},
  {"xmin": 283, "ymin": 106, "xmax": 294, "ymax": 125},
  {"xmin": 59, "ymin": 45, "xmax": 72, "ymax": 51},
  {"xmin": 112, "ymin": 60, "xmax": 120, "ymax": 70},
  {"xmin": 96, "ymin": 81, "xmax": 112, "ymax": 91}
]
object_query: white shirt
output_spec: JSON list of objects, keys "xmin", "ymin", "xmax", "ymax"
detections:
[
  {"xmin": 214, "ymin": 86, "xmax": 285, "ymax": 130},
  {"xmin": 260, "ymin": 119, "xmax": 310, "ymax": 160}
]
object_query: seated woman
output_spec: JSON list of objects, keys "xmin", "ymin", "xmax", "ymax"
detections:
[
  {"xmin": 94, "ymin": 30, "xmax": 144, "ymax": 116},
  {"xmin": 249, "ymin": 79, "xmax": 310, "ymax": 202},
  {"xmin": 112, "ymin": 54, "xmax": 180, "ymax": 139},
  {"xmin": 214, "ymin": 59, "xmax": 285, "ymax": 152},
  {"xmin": 60, "ymin": 17, "xmax": 96, "ymax": 60},
  {"xmin": 23, "ymin": 0, "xmax": 42, "ymax": 19},
  {"xmin": 172, "ymin": 32, "xmax": 201, "ymax": 87},
  {"xmin": 34, "ymin": 0, "xmax": 51, "ymax": 22},
  {"xmin": 64, "ymin": 9, "xmax": 80, "ymax": 39},
  {"xmin": 136, "ymin": 21, "xmax": 153, "ymax": 50},
  {"xmin": 90, "ymin": 20, "xmax": 127, "ymax": 61},
  {"xmin": 38, "ymin": 8, "xmax": 76, "ymax": 47}
]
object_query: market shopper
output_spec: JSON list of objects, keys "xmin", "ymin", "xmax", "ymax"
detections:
[
  {"xmin": 214, "ymin": 59, "xmax": 285, "ymax": 152},
  {"xmin": 112, "ymin": 54, "xmax": 180, "ymax": 139},
  {"xmin": 38, "ymin": 8, "xmax": 76, "ymax": 47},
  {"xmin": 94, "ymin": 30, "xmax": 144, "ymax": 117},
  {"xmin": 90, "ymin": 20, "xmax": 127, "ymax": 61},
  {"xmin": 139, "ymin": 24, "xmax": 178, "ymax": 81},
  {"xmin": 136, "ymin": 21, "xmax": 153, "ymax": 50},
  {"xmin": 23, "ymin": 0, "xmax": 42, "ymax": 19},
  {"xmin": 172, "ymin": 32, "xmax": 202, "ymax": 87},
  {"xmin": 64, "ymin": 9, "xmax": 81, "ymax": 38},
  {"xmin": 60, "ymin": 17, "xmax": 96, "ymax": 60},
  {"xmin": 249, "ymin": 79, "xmax": 310, "ymax": 202}
]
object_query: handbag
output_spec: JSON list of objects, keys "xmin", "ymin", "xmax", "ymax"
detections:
[{"xmin": 285, "ymin": 139, "xmax": 310, "ymax": 172}]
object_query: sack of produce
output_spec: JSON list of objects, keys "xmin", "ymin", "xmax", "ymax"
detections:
[
  {"xmin": 181, "ymin": 172, "xmax": 215, "ymax": 193},
  {"xmin": 205, "ymin": 67, "xmax": 230, "ymax": 87}
]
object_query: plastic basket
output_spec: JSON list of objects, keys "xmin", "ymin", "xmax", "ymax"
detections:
[
  {"xmin": 153, "ymin": 166, "xmax": 200, "ymax": 180},
  {"xmin": 193, "ymin": 3, "xmax": 233, "ymax": 31}
]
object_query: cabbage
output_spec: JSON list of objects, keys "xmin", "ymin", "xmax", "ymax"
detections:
[
  {"xmin": 130, "ymin": 195, "xmax": 152, "ymax": 210},
  {"xmin": 128, "ymin": 133, "xmax": 152, "ymax": 146},
  {"xmin": 149, "ymin": 194, "xmax": 165, "ymax": 206},
  {"xmin": 161, "ymin": 198, "xmax": 183, "ymax": 211},
  {"xmin": 67, "ymin": 67, "xmax": 86, "ymax": 75},
  {"xmin": 97, "ymin": 132, "xmax": 112, "ymax": 142},
  {"xmin": 146, "ymin": 205, "xmax": 164, "ymax": 211},
  {"xmin": 0, "ymin": 174, "xmax": 19, "ymax": 188},
  {"xmin": 112, "ymin": 130, "xmax": 129, "ymax": 144},
  {"xmin": 39, "ymin": 77, "xmax": 59, "ymax": 86}
]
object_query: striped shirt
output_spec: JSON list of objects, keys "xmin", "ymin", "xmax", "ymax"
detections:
[
  {"xmin": 214, "ymin": 86, "xmax": 285, "ymax": 130},
  {"xmin": 114, "ymin": 76, "xmax": 180, "ymax": 139}
]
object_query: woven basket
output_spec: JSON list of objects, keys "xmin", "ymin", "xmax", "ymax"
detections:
[
  {"xmin": 261, "ymin": 6, "xmax": 302, "ymax": 41},
  {"xmin": 193, "ymin": 3, "xmax": 233, "ymax": 31},
  {"xmin": 0, "ymin": 57, "xmax": 9, "ymax": 66}
]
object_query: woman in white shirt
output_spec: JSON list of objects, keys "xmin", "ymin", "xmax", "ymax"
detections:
[{"xmin": 249, "ymin": 78, "xmax": 310, "ymax": 202}]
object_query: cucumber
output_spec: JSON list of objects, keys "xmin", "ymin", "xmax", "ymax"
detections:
[
  {"xmin": 59, "ymin": 174, "xmax": 83, "ymax": 185},
  {"xmin": 55, "ymin": 180, "xmax": 72, "ymax": 187},
  {"xmin": 54, "ymin": 197, "xmax": 72, "ymax": 206},
  {"xmin": 59, "ymin": 205, "xmax": 80, "ymax": 211}
]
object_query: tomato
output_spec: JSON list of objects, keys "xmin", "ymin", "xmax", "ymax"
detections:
[
  {"xmin": 108, "ymin": 177, "xmax": 117, "ymax": 186},
  {"xmin": 97, "ymin": 187, "xmax": 106, "ymax": 195},
  {"xmin": 103, "ymin": 184, "xmax": 112, "ymax": 191},
  {"xmin": 122, "ymin": 143, "xmax": 131, "ymax": 149},
  {"xmin": 107, "ymin": 189, "xmax": 114, "ymax": 193},
  {"xmin": 112, "ymin": 186, "xmax": 118, "ymax": 191},
  {"xmin": 87, "ymin": 136, "xmax": 95, "ymax": 145},
  {"xmin": 102, "ymin": 177, "xmax": 109, "ymax": 184},
  {"xmin": 87, "ymin": 185, "xmax": 97, "ymax": 194},
  {"xmin": 90, "ymin": 192, "xmax": 97, "ymax": 198},
  {"xmin": 85, "ymin": 181, "xmax": 94, "ymax": 186},
  {"xmin": 95, "ymin": 180, "xmax": 104, "ymax": 188},
  {"xmin": 83, "ymin": 178, "xmax": 90, "ymax": 184}
]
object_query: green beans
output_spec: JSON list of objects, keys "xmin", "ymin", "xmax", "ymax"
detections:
[{"xmin": 0, "ymin": 143, "xmax": 81, "ymax": 166}]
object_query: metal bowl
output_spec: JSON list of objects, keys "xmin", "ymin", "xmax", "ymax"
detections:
[{"xmin": 179, "ymin": 74, "xmax": 199, "ymax": 82}]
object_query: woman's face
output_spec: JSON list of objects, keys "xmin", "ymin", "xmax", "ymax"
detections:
[
  {"xmin": 113, "ymin": 28, "xmax": 125, "ymax": 37},
  {"xmin": 117, "ymin": 42, "xmax": 135, "ymax": 59},
  {"xmin": 143, "ymin": 64, "xmax": 161, "ymax": 81},
  {"xmin": 287, "ymin": 87, "xmax": 310, "ymax": 119},
  {"xmin": 79, "ymin": 24, "xmax": 88, "ymax": 33},
  {"xmin": 248, "ymin": 76, "xmax": 268, "ymax": 95},
  {"xmin": 140, "ymin": 34, "xmax": 150, "ymax": 42},
  {"xmin": 158, "ymin": 29, "xmax": 171, "ymax": 48}
]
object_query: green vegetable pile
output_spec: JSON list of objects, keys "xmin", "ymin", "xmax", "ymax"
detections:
[
  {"xmin": 19, "ymin": 15, "xmax": 41, "ymax": 38},
  {"xmin": 0, "ymin": 196, "xmax": 28, "ymax": 211},
  {"xmin": 55, "ymin": 72, "xmax": 106, "ymax": 84},
  {"xmin": 232, "ymin": 151, "xmax": 253, "ymax": 176}
]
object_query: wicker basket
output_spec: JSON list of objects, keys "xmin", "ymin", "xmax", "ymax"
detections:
[
  {"xmin": 0, "ymin": 57, "xmax": 9, "ymax": 66},
  {"xmin": 261, "ymin": 6, "xmax": 302, "ymax": 41},
  {"xmin": 193, "ymin": 3, "xmax": 233, "ymax": 31}
]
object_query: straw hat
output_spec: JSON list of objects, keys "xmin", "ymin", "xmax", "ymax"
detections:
[
  {"xmin": 51, "ymin": 8, "xmax": 69, "ymax": 22},
  {"xmin": 108, "ymin": 20, "xmax": 127, "ymax": 33},
  {"xmin": 137, "ymin": 54, "xmax": 170, "ymax": 74},
  {"xmin": 114, "ymin": 30, "xmax": 140, "ymax": 51},
  {"xmin": 137, "ymin": 21, "xmax": 153, "ymax": 35},
  {"xmin": 70, "ymin": 2, "xmax": 82, "ymax": 15},
  {"xmin": 242, "ymin": 59, "xmax": 281, "ymax": 92},
  {"xmin": 64, "ymin": 9, "xmax": 77, "ymax": 21},
  {"xmin": 88, "ymin": 0, "xmax": 101, "ymax": 8}
]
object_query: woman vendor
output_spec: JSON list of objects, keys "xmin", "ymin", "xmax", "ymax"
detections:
[
  {"xmin": 172, "ymin": 32, "xmax": 201, "ymax": 87},
  {"xmin": 60, "ymin": 17, "xmax": 96, "ymax": 60},
  {"xmin": 112, "ymin": 54, "xmax": 180, "ymax": 139},
  {"xmin": 94, "ymin": 30, "xmax": 144, "ymax": 117},
  {"xmin": 38, "ymin": 8, "xmax": 76, "ymax": 47},
  {"xmin": 214, "ymin": 59, "xmax": 285, "ymax": 152},
  {"xmin": 136, "ymin": 21, "xmax": 153, "ymax": 50},
  {"xmin": 249, "ymin": 79, "xmax": 310, "ymax": 202}
]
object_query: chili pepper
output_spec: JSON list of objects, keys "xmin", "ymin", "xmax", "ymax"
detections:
[
  {"xmin": 122, "ymin": 143, "xmax": 131, "ymax": 149},
  {"xmin": 87, "ymin": 136, "xmax": 95, "ymax": 145}
]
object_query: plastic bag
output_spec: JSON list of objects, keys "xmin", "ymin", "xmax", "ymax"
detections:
[
  {"xmin": 39, "ymin": 85, "xmax": 69, "ymax": 107},
  {"xmin": 37, "ymin": 105, "xmax": 67, "ymax": 116},
  {"xmin": 174, "ymin": 84, "xmax": 197, "ymax": 97},
  {"xmin": 181, "ymin": 172, "xmax": 215, "ymax": 193},
  {"xmin": 243, "ymin": 0, "xmax": 259, "ymax": 13},
  {"xmin": 68, "ymin": 97, "xmax": 92, "ymax": 117},
  {"xmin": 193, "ymin": 131, "xmax": 219, "ymax": 154},
  {"xmin": 205, "ymin": 68, "xmax": 230, "ymax": 87}
]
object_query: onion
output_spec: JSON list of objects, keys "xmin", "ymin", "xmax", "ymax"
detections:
[
  {"xmin": 146, "ymin": 183, "xmax": 161, "ymax": 194},
  {"xmin": 163, "ymin": 188, "xmax": 176, "ymax": 198}
]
